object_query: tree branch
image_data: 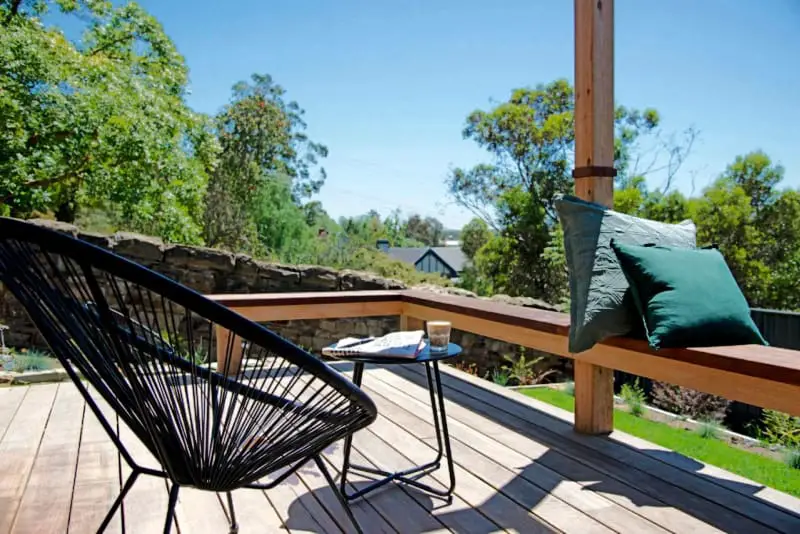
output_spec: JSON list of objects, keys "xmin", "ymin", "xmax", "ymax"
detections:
[
  {"xmin": 89, "ymin": 33, "xmax": 136, "ymax": 57},
  {"xmin": 4, "ymin": 0, "xmax": 23, "ymax": 24}
]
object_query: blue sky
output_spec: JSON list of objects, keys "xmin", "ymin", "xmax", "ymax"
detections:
[{"xmin": 136, "ymin": 0, "xmax": 800, "ymax": 229}]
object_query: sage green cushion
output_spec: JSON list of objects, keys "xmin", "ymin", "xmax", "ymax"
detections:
[
  {"xmin": 610, "ymin": 241, "xmax": 768, "ymax": 349},
  {"xmin": 555, "ymin": 195, "xmax": 696, "ymax": 353}
]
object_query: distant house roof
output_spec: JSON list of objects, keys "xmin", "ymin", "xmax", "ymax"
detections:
[
  {"xmin": 385, "ymin": 247, "xmax": 428, "ymax": 265},
  {"xmin": 430, "ymin": 247, "xmax": 468, "ymax": 273},
  {"xmin": 385, "ymin": 246, "xmax": 468, "ymax": 274}
]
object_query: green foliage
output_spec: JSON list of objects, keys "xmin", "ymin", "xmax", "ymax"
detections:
[
  {"xmin": 786, "ymin": 450, "xmax": 800, "ymax": 471},
  {"xmin": 761, "ymin": 410, "xmax": 800, "ymax": 448},
  {"xmin": 501, "ymin": 348, "xmax": 556, "ymax": 386},
  {"xmin": 522, "ymin": 387, "xmax": 800, "ymax": 497},
  {"xmin": 203, "ymin": 73, "xmax": 326, "ymax": 254},
  {"xmin": 460, "ymin": 217, "xmax": 492, "ymax": 259},
  {"xmin": 696, "ymin": 420, "xmax": 721, "ymax": 440},
  {"xmin": 620, "ymin": 379, "xmax": 647, "ymax": 417},
  {"xmin": 1, "ymin": 0, "xmax": 218, "ymax": 242},
  {"xmin": 490, "ymin": 368, "xmax": 510, "ymax": 387},
  {"xmin": 615, "ymin": 150, "xmax": 800, "ymax": 310},
  {"xmin": 6, "ymin": 348, "xmax": 56, "ymax": 372},
  {"xmin": 405, "ymin": 214, "xmax": 444, "ymax": 246},
  {"xmin": 448, "ymin": 79, "xmax": 676, "ymax": 303}
]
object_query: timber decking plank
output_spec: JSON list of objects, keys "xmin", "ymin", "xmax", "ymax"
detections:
[
  {"xmin": 361, "ymin": 367, "xmax": 670, "ymax": 534},
  {"xmin": 11, "ymin": 385, "xmax": 84, "ymax": 534},
  {"xmin": 352, "ymin": 427, "xmax": 504, "ymax": 534},
  {"xmin": 293, "ymin": 446, "xmax": 396, "ymax": 534},
  {"xmin": 377, "ymin": 367, "xmax": 732, "ymax": 533},
  {"xmin": 0, "ymin": 387, "xmax": 27, "ymax": 441},
  {"xmin": 226, "ymin": 488, "xmax": 288, "ymax": 534},
  {"xmin": 363, "ymin": 409, "xmax": 560, "ymax": 533},
  {"xmin": 68, "ymin": 393, "xmax": 123, "ymax": 534},
  {"xmin": 0, "ymin": 384, "xmax": 59, "ymax": 533},
  {"xmin": 402, "ymin": 364, "xmax": 800, "ymax": 533}
]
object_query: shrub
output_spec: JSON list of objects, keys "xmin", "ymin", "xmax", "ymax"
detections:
[
  {"xmin": 491, "ymin": 368, "xmax": 510, "ymax": 386},
  {"xmin": 502, "ymin": 348, "xmax": 557, "ymax": 386},
  {"xmin": 761, "ymin": 410, "xmax": 800, "ymax": 448},
  {"xmin": 785, "ymin": 449, "xmax": 800, "ymax": 470},
  {"xmin": 620, "ymin": 379, "xmax": 646, "ymax": 417},
  {"xmin": 650, "ymin": 381, "xmax": 730, "ymax": 422},
  {"xmin": 8, "ymin": 349, "xmax": 56, "ymax": 372},
  {"xmin": 696, "ymin": 420, "xmax": 721, "ymax": 440},
  {"xmin": 453, "ymin": 361, "xmax": 478, "ymax": 376}
]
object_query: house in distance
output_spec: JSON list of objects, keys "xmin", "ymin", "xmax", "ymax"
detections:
[{"xmin": 376, "ymin": 239, "xmax": 468, "ymax": 280}]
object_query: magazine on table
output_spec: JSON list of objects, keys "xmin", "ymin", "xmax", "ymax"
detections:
[{"xmin": 322, "ymin": 330, "xmax": 426, "ymax": 359}]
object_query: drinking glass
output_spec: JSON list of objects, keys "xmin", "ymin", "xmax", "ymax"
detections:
[{"xmin": 426, "ymin": 321, "xmax": 451, "ymax": 352}]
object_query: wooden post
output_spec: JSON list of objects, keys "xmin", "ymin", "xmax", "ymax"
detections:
[
  {"xmin": 573, "ymin": 0, "xmax": 615, "ymax": 434},
  {"xmin": 400, "ymin": 314, "xmax": 425, "ymax": 332},
  {"xmin": 215, "ymin": 326, "xmax": 243, "ymax": 377}
]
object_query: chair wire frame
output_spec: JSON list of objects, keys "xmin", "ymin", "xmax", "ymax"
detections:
[{"xmin": 0, "ymin": 218, "xmax": 377, "ymax": 534}]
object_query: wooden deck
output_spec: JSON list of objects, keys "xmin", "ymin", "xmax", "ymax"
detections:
[{"xmin": 1, "ymin": 363, "xmax": 800, "ymax": 533}]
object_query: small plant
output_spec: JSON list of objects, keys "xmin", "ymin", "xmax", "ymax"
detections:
[
  {"xmin": 8, "ymin": 348, "xmax": 56, "ymax": 372},
  {"xmin": 761, "ymin": 409, "xmax": 800, "ymax": 448},
  {"xmin": 696, "ymin": 419, "xmax": 721, "ymax": 440},
  {"xmin": 620, "ymin": 379, "xmax": 647, "ymax": 417},
  {"xmin": 785, "ymin": 449, "xmax": 800, "ymax": 470},
  {"xmin": 453, "ymin": 361, "xmax": 478, "ymax": 376},
  {"xmin": 563, "ymin": 381, "xmax": 575, "ymax": 397},
  {"xmin": 491, "ymin": 368, "xmax": 510, "ymax": 386},
  {"xmin": 651, "ymin": 381, "xmax": 729, "ymax": 422},
  {"xmin": 502, "ymin": 348, "xmax": 557, "ymax": 386}
]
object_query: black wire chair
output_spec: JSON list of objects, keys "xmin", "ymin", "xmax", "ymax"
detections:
[{"xmin": 0, "ymin": 217, "xmax": 377, "ymax": 534}]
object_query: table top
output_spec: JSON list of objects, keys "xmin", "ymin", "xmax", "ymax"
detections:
[{"xmin": 330, "ymin": 342, "xmax": 462, "ymax": 365}]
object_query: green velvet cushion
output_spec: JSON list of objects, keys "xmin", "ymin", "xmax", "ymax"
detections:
[
  {"xmin": 610, "ymin": 241, "xmax": 768, "ymax": 349},
  {"xmin": 555, "ymin": 195, "xmax": 696, "ymax": 353}
]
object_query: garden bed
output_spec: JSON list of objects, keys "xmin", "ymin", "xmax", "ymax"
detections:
[{"xmin": 0, "ymin": 348, "xmax": 68, "ymax": 386}]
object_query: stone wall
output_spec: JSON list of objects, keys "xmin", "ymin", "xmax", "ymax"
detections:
[{"xmin": 0, "ymin": 219, "xmax": 565, "ymax": 377}]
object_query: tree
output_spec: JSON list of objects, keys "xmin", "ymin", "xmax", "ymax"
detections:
[
  {"xmin": 203, "ymin": 74, "xmax": 327, "ymax": 252},
  {"xmin": 0, "ymin": 0, "xmax": 218, "ymax": 243},
  {"xmin": 448, "ymin": 79, "xmax": 683, "ymax": 301},
  {"xmin": 254, "ymin": 177, "xmax": 315, "ymax": 262},
  {"xmin": 614, "ymin": 150, "xmax": 800, "ymax": 310},
  {"xmin": 460, "ymin": 218, "xmax": 491, "ymax": 259},
  {"xmin": 406, "ymin": 214, "xmax": 444, "ymax": 246}
]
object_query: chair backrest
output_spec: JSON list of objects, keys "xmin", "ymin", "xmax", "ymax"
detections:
[{"xmin": 0, "ymin": 218, "xmax": 376, "ymax": 490}]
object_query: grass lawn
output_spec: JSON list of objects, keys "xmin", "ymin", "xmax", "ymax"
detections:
[{"xmin": 520, "ymin": 387, "xmax": 800, "ymax": 498}]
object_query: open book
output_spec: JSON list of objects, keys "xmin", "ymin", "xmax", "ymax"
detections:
[{"xmin": 322, "ymin": 330, "xmax": 426, "ymax": 359}]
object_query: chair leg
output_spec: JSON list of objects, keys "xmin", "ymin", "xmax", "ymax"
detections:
[
  {"xmin": 96, "ymin": 470, "xmax": 139, "ymax": 533},
  {"xmin": 163, "ymin": 484, "xmax": 180, "ymax": 534},
  {"xmin": 314, "ymin": 455, "xmax": 363, "ymax": 534},
  {"xmin": 226, "ymin": 491, "xmax": 239, "ymax": 534}
]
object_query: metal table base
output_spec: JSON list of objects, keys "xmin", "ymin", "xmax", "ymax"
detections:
[{"xmin": 340, "ymin": 360, "xmax": 456, "ymax": 503}]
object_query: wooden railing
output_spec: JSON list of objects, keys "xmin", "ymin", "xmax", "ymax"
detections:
[{"xmin": 209, "ymin": 289, "xmax": 800, "ymax": 433}]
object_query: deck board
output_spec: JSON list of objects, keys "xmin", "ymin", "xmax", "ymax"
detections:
[
  {"xmin": 2, "ymin": 364, "xmax": 799, "ymax": 534},
  {"xmin": 0, "ymin": 383, "xmax": 58, "ymax": 533},
  {"xmin": 401, "ymin": 363, "xmax": 800, "ymax": 533},
  {"xmin": 361, "ymin": 367, "xmax": 668, "ymax": 534},
  {"xmin": 11, "ymin": 385, "xmax": 84, "ymax": 534}
]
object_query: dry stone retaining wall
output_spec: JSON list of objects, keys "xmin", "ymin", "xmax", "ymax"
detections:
[{"xmin": 0, "ymin": 219, "xmax": 564, "ymax": 377}]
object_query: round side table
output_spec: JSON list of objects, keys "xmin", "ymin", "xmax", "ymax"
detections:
[{"xmin": 337, "ymin": 342, "xmax": 461, "ymax": 503}]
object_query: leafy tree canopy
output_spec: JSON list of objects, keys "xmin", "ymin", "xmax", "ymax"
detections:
[
  {"xmin": 449, "ymin": 79, "xmax": 692, "ymax": 302},
  {"xmin": 203, "ymin": 74, "xmax": 328, "ymax": 253},
  {"xmin": 615, "ymin": 151, "xmax": 800, "ymax": 310},
  {"xmin": 0, "ymin": 0, "xmax": 219, "ymax": 243}
]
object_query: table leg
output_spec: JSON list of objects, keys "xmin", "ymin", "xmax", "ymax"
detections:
[
  {"xmin": 340, "ymin": 361, "xmax": 455, "ymax": 503},
  {"xmin": 340, "ymin": 362, "xmax": 365, "ymax": 497}
]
